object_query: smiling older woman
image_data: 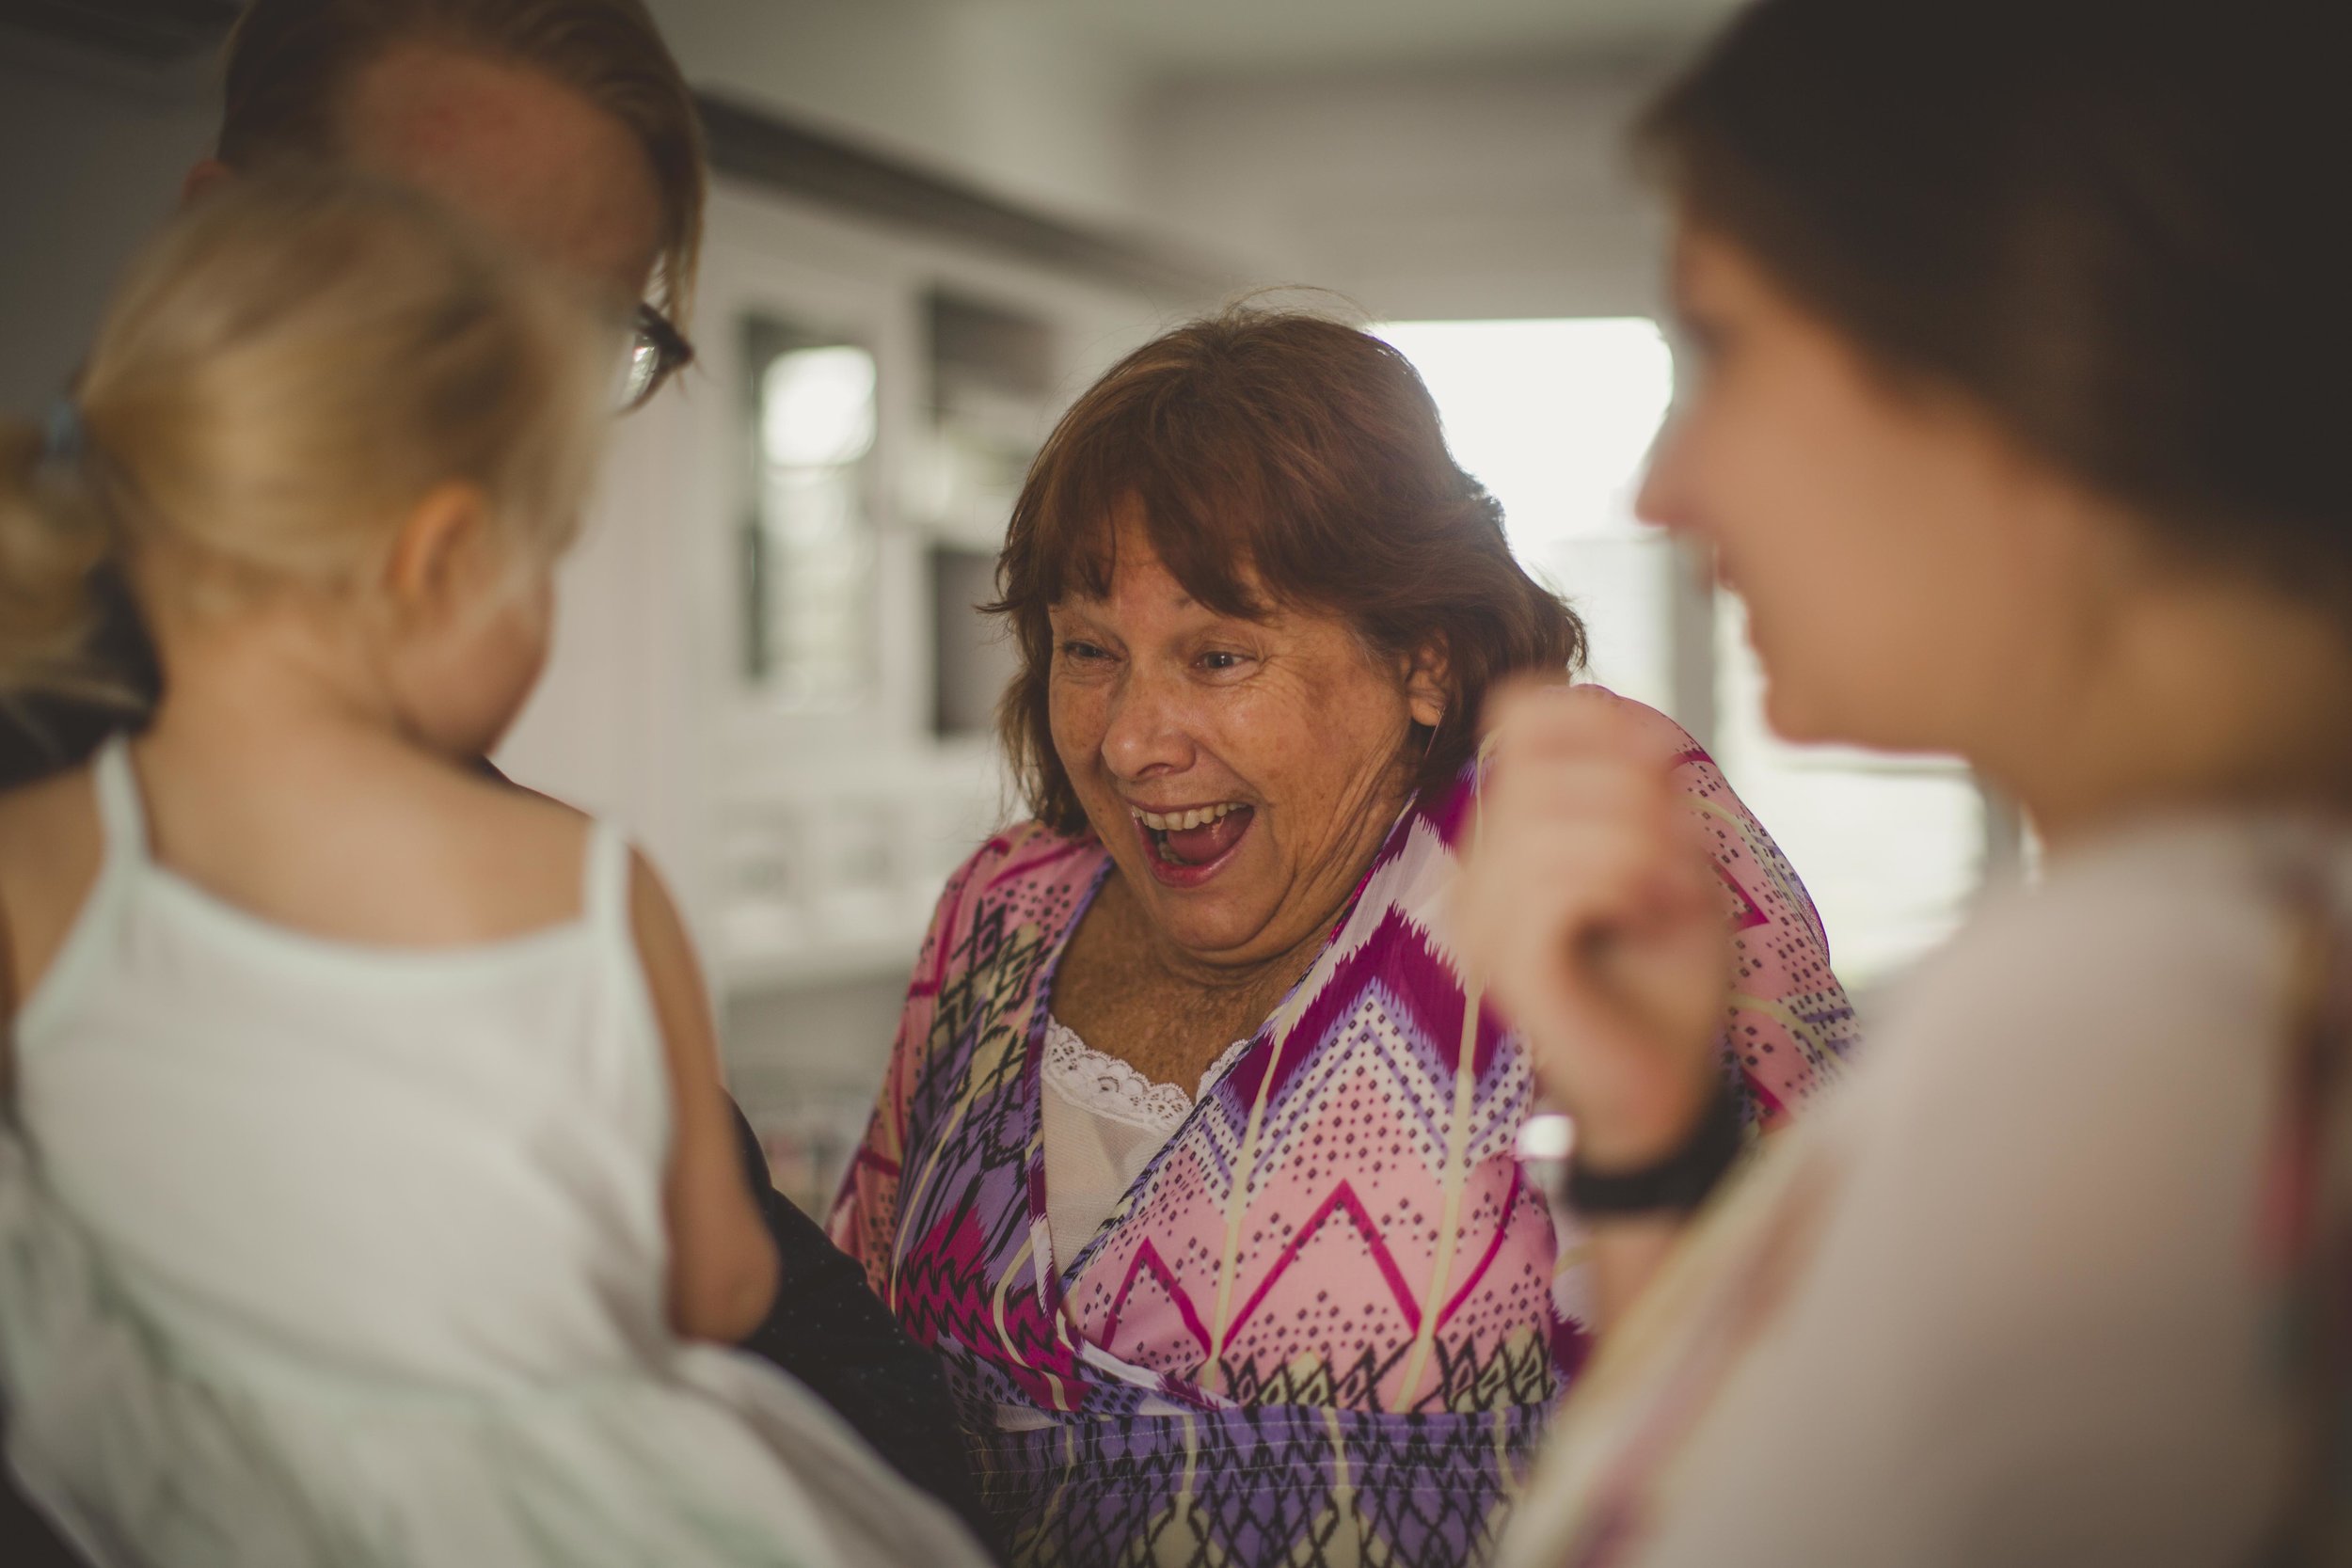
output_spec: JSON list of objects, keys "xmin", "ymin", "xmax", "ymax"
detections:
[{"xmin": 830, "ymin": 309, "xmax": 1860, "ymax": 1568}]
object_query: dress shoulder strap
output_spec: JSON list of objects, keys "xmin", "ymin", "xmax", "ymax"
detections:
[
  {"xmin": 89, "ymin": 735, "xmax": 151, "ymax": 871},
  {"xmin": 580, "ymin": 818, "xmax": 634, "ymax": 938},
  {"xmin": 13, "ymin": 737, "xmax": 146, "ymax": 1044}
]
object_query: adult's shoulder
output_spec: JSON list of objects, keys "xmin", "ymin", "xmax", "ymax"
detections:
[
  {"xmin": 942, "ymin": 817, "xmax": 1099, "ymax": 894},
  {"xmin": 1578, "ymin": 818, "xmax": 2330, "ymax": 1568},
  {"xmin": 1427, "ymin": 685, "xmax": 1713, "ymax": 843},
  {"xmin": 1455, "ymin": 684, "xmax": 1759, "ymax": 853},
  {"xmin": 917, "ymin": 818, "xmax": 1107, "ymax": 941},
  {"xmin": 0, "ymin": 765, "xmax": 102, "ymax": 1010},
  {"xmin": 886, "ymin": 820, "xmax": 1104, "ymax": 1065},
  {"xmin": 1895, "ymin": 812, "xmax": 2332, "ymax": 1082},
  {"xmin": 1572, "ymin": 686, "xmax": 1724, "ymax": 791},
  {"xmin": 0, "ymin": 766, "xmax": 102, "ymax": 908},
  {"xmin": 1478, "ymin": 684, "xmax": 1713, "ymax": 783},
  {"xmin": 1844, "ymin": 812, "xmax": 2335, "ymax": 1264},
  {"xmin": 0, "ymin": 760, "xmax": 95, "ymax": 845}
]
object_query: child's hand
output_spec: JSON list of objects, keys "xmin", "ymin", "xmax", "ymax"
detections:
[{"xmin": 1462, "ymin": 683, "xmax": 1732, "ymax": 1173}]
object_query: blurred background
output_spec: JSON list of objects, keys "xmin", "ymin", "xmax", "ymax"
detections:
[{"xmin": 0, "ymin": 0, "xmax": 2027, "ymax": 1212}]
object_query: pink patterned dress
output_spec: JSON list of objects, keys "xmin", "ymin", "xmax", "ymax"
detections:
[{"xmin": 831, "ymin": 693, "xmax": 1858, "ymax": 1567}]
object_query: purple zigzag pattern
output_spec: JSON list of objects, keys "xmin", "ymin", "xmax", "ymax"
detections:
[
  {"xmin": 1100, "ymin": 1238, "xmax": 1214, "ymax": 1351},
  {"xmin": 1101, "ymin": 1180, "xmax": 1431, "ymax": 1355},
  {"xmin": 1223, "ymin": 907, "xmax": 1509, "ymax": 1130}
]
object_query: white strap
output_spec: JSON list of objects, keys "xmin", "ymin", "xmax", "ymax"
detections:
[
  {"xmin": 89, "ymin": 736, "xmax": 151, "ymax": 871},
  {"xmin": 580, "ymin": 820, "xmax": 633, "ymax": 934}
]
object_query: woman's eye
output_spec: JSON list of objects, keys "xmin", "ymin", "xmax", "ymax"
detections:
[
  {"xmin": 1199, "ymin": 650, "xmax": 1248, "ymax": 673},
  {"xmin": 1059, "ymin": 639, "xmax": 1110, "ymax": 662}
]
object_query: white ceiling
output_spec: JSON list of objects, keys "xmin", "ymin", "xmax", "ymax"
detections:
[
  {"xmin": 1000, "ymin": 0, "xmax": 1743, "ymax": 76},
  {"xmin": 646, "ymin": 0, "xmax": 1740, "ymax": 229}
]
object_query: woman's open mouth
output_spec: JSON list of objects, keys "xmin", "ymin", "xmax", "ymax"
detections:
[{"xmin": 1130, "ymin": 801, "xmax": 1255, "ymax": 887}]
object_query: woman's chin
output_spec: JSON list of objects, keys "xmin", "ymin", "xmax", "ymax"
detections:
[
  {"xmin": 1120, "ymin": 832, "xmax": 1280, "ymax": 957},
  {"xmin": 1143, "ymin": 899, "xmax": 1275, "ymax": 963},
  {"xmin": 1763, "ymin": 672, "xmax": 1947, "ymax": 756},
  {"xmin": 1759, "ymin": 678, "xmax": 1832, "ymax": 744},
  {"xmin": 1764, "ymin": 689, "xmax": 1881, "ymax": 751}
]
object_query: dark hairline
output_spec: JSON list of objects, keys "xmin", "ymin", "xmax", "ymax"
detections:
[{"xmin": 216, "ymin": 0, "xmax": 705, "ymax": 321}]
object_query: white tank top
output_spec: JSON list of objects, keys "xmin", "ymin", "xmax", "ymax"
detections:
[
  {"xmin": 1038, "ymin": 1017, "xmax": 1251, "ymax": 1276},
  {"xmin": 0, "ymin": 735, "xmax": 988, "ymax": 1568},
  {"xmin": 13, "ymin": 736, "xmax": 674, "ymax": 1393}
]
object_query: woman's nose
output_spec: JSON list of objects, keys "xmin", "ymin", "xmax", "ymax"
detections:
[{"xmin": 1099, "ymin": 668, "xmax": 1196, "ymax": 781}]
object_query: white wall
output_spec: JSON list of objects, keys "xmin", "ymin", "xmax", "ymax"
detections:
[
  {"xmin": 644, "ymin": 0, "xmax": 1148, "ymax": 228},
  {"xmin": 0, "ymin": 43, "xmax": 215, "ymax": 419},
  {"xmin": 0, "ymin": 4, "xmax": 1160, "ymax": 421},
  {"xmin": 0, "ymin": 19, "xmax": 1683, "ymax": 405},
  {"xmin": 1137, "ymin": 59, "xmax": 1677, "ymax": 323}
]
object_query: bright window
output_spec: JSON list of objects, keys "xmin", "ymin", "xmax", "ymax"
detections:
[
  {"xmin": 1713, "ymin": 597, "xmax": 1989, "ymax": 989},
  {"xmin": 1375, "ymin": 319, "xmax": 1677, "ymax": 714},
  {"xmin": 743, "ymin": 320, "xmax": 880, "ymax": 707},
  {"xmin": 1377, "ymin": 317, "xmax": 1996, "ymax": 994}
]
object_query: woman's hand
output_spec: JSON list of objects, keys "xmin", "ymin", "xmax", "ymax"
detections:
[{"xmin": 1461, "ymin": 683, "xmax": 1732, "ymax": 1174}]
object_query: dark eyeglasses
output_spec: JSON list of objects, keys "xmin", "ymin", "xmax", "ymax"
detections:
[{"xmin": 615, "ymin": 303, "xmax": 695, "ymax": 412}]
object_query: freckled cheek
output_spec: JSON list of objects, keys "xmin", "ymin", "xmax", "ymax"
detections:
[
  {"xmin": 1047, "ymin": 681, "xmax": 1113, "ymax": 776},
  {"xmin": 1204, "ymin": 690, "xmax": 1320, "ymax": 824}
]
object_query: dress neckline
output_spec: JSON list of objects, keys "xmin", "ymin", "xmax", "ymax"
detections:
[{"xmin": 1040, "ymin": 1017, "xmax": 1253, "ymax": 1138}]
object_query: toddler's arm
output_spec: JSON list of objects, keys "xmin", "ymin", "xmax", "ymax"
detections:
[{"xmin": 628, "ymin": 850, "xmax": 782, "ymax": 1343}]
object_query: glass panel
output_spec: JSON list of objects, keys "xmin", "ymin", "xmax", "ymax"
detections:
[
  {"xmin": 1714, "ymin": 594, "xmax": 1987, "ymax": 991},
  {"xmin": 1380, "ymin": 316, "xmax": 1992, "ymax": 994},
  {"xmin": 742, "ymin": 317, "xmax": 879, "ymax": 705},
  {"xmin": 1375, "ymin": 318, "xmax": 1677, "ymax": 712},
  {"xmin": 920, "ymin": 292, "xmax": 1056, "ymax": 738},
  {"xmin": 930, "ymin": 544, "xmax": 1017, "ymax": 739}
]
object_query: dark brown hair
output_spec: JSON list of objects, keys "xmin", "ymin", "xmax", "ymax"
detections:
[
  {"xmin": 1643, "ymin": 0, "xmax": 2344, "ymax": 612},
  {"xmin": 992, "ymin": 307, "xmax": 1586, "ymax": 834},
  {"xmin": 217, "ymin": 0, "xmax": 705, "ymax": 317}
]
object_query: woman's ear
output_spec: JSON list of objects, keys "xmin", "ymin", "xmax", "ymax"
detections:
[
  {"xmin": 381, "ymin": 482, "xmax": 495, "ymax": 627},
  {"xmin": 1404, "ymin": 636, "xmax": 1452, "ymax": 729}
]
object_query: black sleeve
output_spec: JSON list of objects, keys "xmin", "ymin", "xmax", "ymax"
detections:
[{"xmin": 724, "ymin": 1099, "xmax": 991, "ymax": 1546}]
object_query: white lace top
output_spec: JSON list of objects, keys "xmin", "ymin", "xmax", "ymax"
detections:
[{"xmin": 1039, "ymin": 1018, "xmax": 1250, "ymax": 1275}]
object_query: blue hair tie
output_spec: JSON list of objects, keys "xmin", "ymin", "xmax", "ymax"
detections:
[{"xmin": 41, "ymin": 397, "xmax": 85, "ymax": 467}]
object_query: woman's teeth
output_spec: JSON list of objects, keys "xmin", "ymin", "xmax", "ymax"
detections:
[{"xmin": 1130, "ymin": 802, "xmax": 1244, "ymax": 832}]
